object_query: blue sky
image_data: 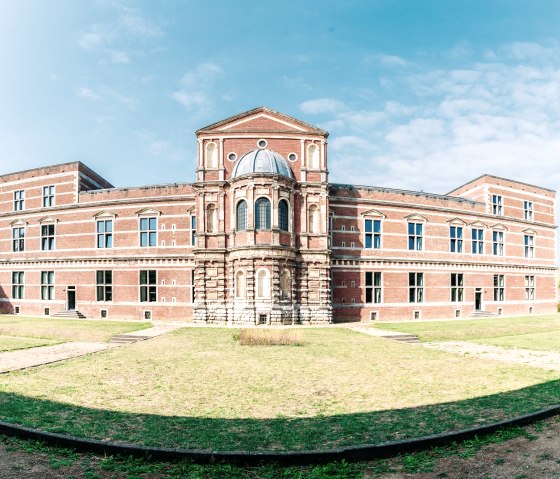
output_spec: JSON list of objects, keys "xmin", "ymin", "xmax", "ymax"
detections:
[{"xmin": 2, "ymin": 0, "xmax": 560, "ymax": 194}]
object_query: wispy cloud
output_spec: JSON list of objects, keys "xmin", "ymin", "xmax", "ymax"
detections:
[
  {"xmin": 77, "ymin": 86, "xmax": 137, "ymax": 110},
  {"xmin": 77, "ymin": 87, "xmax": 101, "ymax": 100},
  {"xmin": 79, "ymin": 24, "xmax": 115, "ymax": 50},
  {"xmin": 180, "ymin": 62, "xmax": 224, "ymax": 86},
  {"xmin": 110, "ymin": 50, "xmax": 130, "ymax": 64},
  {"xmin": 299, "ymin": 98, "xmax": 346, "ymax": 114}
]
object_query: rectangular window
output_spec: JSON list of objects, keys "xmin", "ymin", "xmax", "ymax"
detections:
[
  {"xmin": 14, "ymin": 190, "xmax": 24, "ymax": 211},
  {"xmin": 364, "ymin": 219, "xmax": 381, "ymax": 249},
  {"xmin": 41, "ymin": 271, "xmax": 55, "ymax": 300},
  {"xmin": 524, "ymin": 234, "xmax": 534, "ymax": 258},
  {"xmin": 471, "ymin": 228, "xmax": 483, "ymax": 254},
  {"xmin": 96, "ymin": 270, "xmax": 113, "ymax": 301},
  {"xmin": 525, "ymin": 275, "xmax": 535, "ymax": 300},
  {"xmin": 492, "ymin": 194, "xmax": 502, "ymax": 215},
  {"xmin": 492, "ymin": 230, "xmax": 504, "ymax": 256},
  {"xmin": 12, "ymin": 272, "xmax": 24, "ymax": 299},
  {"xmin": 140, "ymin": 217, "xmax": 157, "ymax": 247},
  {"xmin": 12, "ymin": 227, "xmax": 25, "ymax": 252},
  {"xmin": 365, "ymin": 272, "xmax": 382, "ymax": 303},
  {"xmin": 42, "ymin": 185, "xmax": 55, "ymax": 207},
  {"xmin": 140, "ymin": 270, "xmax": 157, "ymax": 302},
  {"xmin": 41, "ymin": 224, "xmax": 55, "ymax": 250},
  {"xmin": 408, "ymin": 223, "xmax": 423, "ymax": 251},
  {"xmin": 524, "ymin": 201, "xmax": 533, "ymax": 221},
  {"xmin": 191, "ymin": 269, "xmax": 196, "ymax": 302},
  {"xmin": 409, "ymin": 272, "xmax": 424, "ymax": 303},
  {"xmin": 191, "ymin": 215, "xmax": 197, "ymax": 246},
  {"xmin": 493, "ymin": 274, "xmax": 504, "ymax": 301},
  {"xmin": 450, "ymin": 273, "xmax": 464, "ymax": 302},
  {"xmin": 97, "ymin": 220, "xmax": 113, "ymax": 248},
  {"xmin": 450, "ymin": 226, "xmax": 463, "ymax": 253}
]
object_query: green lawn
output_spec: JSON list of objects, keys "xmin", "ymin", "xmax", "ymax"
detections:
[
  {"xmin": 473, "ymin": 330, "xmax": 560, "ymax": 352},
  {"xmin": 0, "ymin": 335, "xmax": 59, "ymax": 352},
  {"xmin": 374, "ymin": 314, "xmax": 560, "ymax": 343},
  {"xmin": 0, "ymin": 316, "xmax": 151, "ymax": 343},
  {"xmin": 0, "ymin": 327, "xmax": 557, "ymax": 451}
]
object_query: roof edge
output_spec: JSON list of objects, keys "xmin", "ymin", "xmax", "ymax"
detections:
[{"xmin": 447, "ymin": 174, "xmax": 556, "ymax": 195}]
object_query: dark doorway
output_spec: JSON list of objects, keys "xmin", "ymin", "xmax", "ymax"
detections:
[
  {"xmin": 67, "ymin": 287, "xmax": 76, "ymax": 310},
  {"xmin": 475, "ymin": 288, "xmax": 482, "ymax": 311}
]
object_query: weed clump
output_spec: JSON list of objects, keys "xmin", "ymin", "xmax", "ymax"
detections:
[{"xmin": 235, "ymin": 329, "xmax": 304, "ymax": 346}]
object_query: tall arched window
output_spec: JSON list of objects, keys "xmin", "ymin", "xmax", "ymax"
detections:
[
  {"xmin": 256, "ymin": 268, "xmax": 270, "ymax": 298},
  {"xmin": 235, "ymin": 270, "xmax": 246, "ymax": 298},
  {"xmin": 278, "ymin": 199, "xmax": 289, "ymax": 232},
  {"xmin": 206, "ymin": 204, "xmax": 217, "ymax": 233},
  {"xmin": 236, "ymin": 200, "xmax": 247, "ymax": 231},
  {"xmin": 308, "ymin": 204, "xmax": 319, "ymax": 233},
  {"xmin": 307, "ymin": 144, "xmax": 320, "ymax": 169},
  {"xmin": 205, "ymin": 142, "xmax": 218, "ymax": 168},
  {"xmin": 255, "ymin": 198, "xmax": 271, "ymax": 230},
  {"xmin": 280, "ymin": 269, "xmax": 291, "ymax": 299}
]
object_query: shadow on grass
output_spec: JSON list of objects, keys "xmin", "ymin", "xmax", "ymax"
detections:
[{"xmin": 0, "ymin": 379, "xmax": 558, "ymax": 452}]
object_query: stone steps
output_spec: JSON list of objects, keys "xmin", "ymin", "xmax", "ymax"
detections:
[
  {"xmin": 382, "ymin": 334, "xmax": 422, "ymax": 344},
  {"xmin": 109, "ymin": 334, "xmax": 150, "ymax": 344},
  {"xmin": 469, "ymin": 311, "xmax": 498, "ymax": 318},
  {"xmin": 52, "ymin": 310, "xmax": 87, "ymax": 319}
]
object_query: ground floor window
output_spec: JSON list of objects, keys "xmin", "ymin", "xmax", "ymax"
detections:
[
  {"xmin": 365, "ymin": 272, "xmax": 381, "ymax": 303},
  {"xmin": 525, "ymin": 275, "xmax": 535, "ymax": 300},
  {"xmin": 409, "ymin": 272, "xmax": 424, "ymax": 303},
  {"xmin": 41, "ymin": 271, "xmax": 54, "ymax": 300},
  {"xmin": 493, "ymin": 274, "xmax": 504, "ymax": 301},
  {"xmin": 12, "ymin": 271, "xmax": 24, "ymax": 299},
  {"xmin": 140, "ymin": 270, "xmax": 157, "ymax": 302},
  {"xmin": 96, "ymin": 270, "xmax": 113, "ymax": 301},
  {"xmin": 451, "ymin": 273, "xmax": 464, "ymax": 302}
]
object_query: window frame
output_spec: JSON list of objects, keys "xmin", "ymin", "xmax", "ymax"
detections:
[
  {"xmin": 96, "ymin": 270, "xmax": 113, "ymax": 301},
  {"xmin": 493, "ymin": 274, "xmax": 505, "ymax": 301},
  {"xmin": 408, "ymin": 272, "xmax": 424, "ymax": 303},
  {"xmin": 41, "ymin": 271, "xmax": 55, "ymax": 300},
  {"xmin": 255, "ymin": 197, "xmax": 271, "ymax": 230},
  {"xmin": 12, "ymin": 226, "xmax": 25, "ymax": 252},
  {"xmin": 41, "ymin": 224, "xmax": 55, "ymax": 251},
  {"xmin": 524, "ymin": 234, "xmax": 534, "ymax": 258},
  {"xmin": 492, "ymin": 230, "xmax": 504, "ymax": 256},
  {"xmin": 471, "ymin": 228, "xmax": 484, "ymax": 254},
  {"xmin": 450, "ymin": 273, "xmax": 464, "ymax": 302},
  {"xmin": 492, "ymin": 194, "xmax": 503, "ymax": 215},
  {"xmin": 365, "ymin": 271, "xmax": 382, "ymax": 304},
  {"xmin": 13, "ymin": 190, "xmax": 24, "ymax": 211},
  {"xmin": 450, "ymin": 226, "xmax": 463, "ymax": 253},
  {"xmin": 140, "ymin": 270, "xmax": 157, "ymax": 302},
  {"xmin": 12, "ymin": 271, "xmax": 24, "ymax": 299},
  {"xmin": 278, "ymin": 199, "xmax": 289, "ymax": 232},
  {"xmin": 524, "ymin": 275, "xmax": 535, "ymax": 300},
  {"xmin": 408, "ymin": 222, "xmax": 423, "ymax": 251},
  {"xmin": 139, "ymin": 217, "xmax": 157, "ymax": 247},
  {"xmin": 96, "ymin": 219, "xmax": 113, "ymax": 248},
  {"xmin": 42, "ymin": 185, "xmax": 55, "ymax": 207},
  {"xmin": 364, "ymin": 219, "xmax": 381, "ymax": 249},
  {"xmin": 236, "ymin": 200, "xmax": 247, "ymax": 231}
]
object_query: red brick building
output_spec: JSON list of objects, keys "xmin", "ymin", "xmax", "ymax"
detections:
[{"xmin": 0, "ymin": 108, "xmax": 557, "ymax": 323}]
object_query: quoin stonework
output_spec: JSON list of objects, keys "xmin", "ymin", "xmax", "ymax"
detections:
[{"xmin": 0, "ymin": 107, "xmax": 557, "ymax": 323}]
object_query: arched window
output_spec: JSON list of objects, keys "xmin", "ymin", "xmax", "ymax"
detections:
[
  {"xmin": 278, "ymin": 199, "xmax": 289, "ymax": 232},
  {"xmin": 205, "ymin": 142, "xmax": 218, "ymax": 168},
  {"xmin": 255, "ymin": 198, "xmax": 271, "ymax": 230},
  {"xmin": 206, "ymin": 204, "xmax": 217, "ymax": 233},
  {"xmin": 280, "ymin": 269, "xmax": 291, "ymax": 299},
  {"xmin": 307, "ymin": 143, "xmax": 320, "ymax": 169},
  {"xmin": 236, "ymin": 200, "xmax": 247, "ymax": 231},
  {"xmin": 235, "ymin": 270, "xmax": 246, "ymax": 298},
  {"xmin": 256, "ymin": 268, "xmax": 270, "ymax": 298},
  {"xmin": 308, "ymin": 204, "xmax": 319, "ymax": 233}
]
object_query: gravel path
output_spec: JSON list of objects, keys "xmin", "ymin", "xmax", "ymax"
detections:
[{"xmin": 423, "ymin": 341, "xmax": 560, "ymax": 371}]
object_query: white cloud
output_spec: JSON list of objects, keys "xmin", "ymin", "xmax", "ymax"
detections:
[
  {"xmin": 77, "ymin": 87, "xmax": 100, "ymax": 100},
  {"xmin": 180, "ymin": 62, "xmax": 224, "ymax": 87},
  {"xmin": 379, "ymin": 54, "xmax": 412, "ymax": 67},
  {"xmin": 171, "ymin": 90, "xmax": 208, "ymax": 109},
  {"xmin": 79, "ymin": 24, "xmax": 114, "ymax": 50},
  {"xmin": 118, "ymin": 8, "xmax": 163, "ymax": 38},
  {"xmin": 299, "ymin": 98, "xmax": 346, "ymax": 114},
  {"xmin": 110, "ymin": 50, "xmax": 130, "ymax": 64}
]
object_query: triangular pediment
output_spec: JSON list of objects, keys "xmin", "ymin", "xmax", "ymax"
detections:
[
  {"xmin": 491, "ymin": 223, "xmax": 508, "ymax": 231},
  {"xmin": 38, "ymin": 216, "xmax": 58, "ymax": 224},
  {"xmin": 447, "ymin": 217, "xmax": 467, "ymax": 226},
  {"xmin": 470, "ymin": 220, "xmax": 487, "ymax": 228},
  {"xmin": 405, "ymin": 213, "xmax": 428, "ymax": 222},
  {"xmin": 10, "ymin": 219, "xmax": 27, "ymax": 227},
  {"xmin": 522, "ymin": 228, "xmax": 537, "ymax": 235},
  {"xmin": 186, "ymin": 205, "xmax": 196, "ymax": 214},
  {"xmin": 196, "ymin": 107, "xmax": 328, "ymax": 136},
  {"xmin": 361, "ymin": 209, "xmax": 386, "ymax": 218},
  {"xmin": 135, "ymin": 208, "xmax": 161, "ymax": 217},
  {"xmin": 93, "ymin": 210, "xmax": 117, "ymax": 219}
]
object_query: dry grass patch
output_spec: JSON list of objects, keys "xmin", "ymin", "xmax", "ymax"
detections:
[{"xmin": 236, "ymin": 328, "xmax": 304, "ymax": 346}]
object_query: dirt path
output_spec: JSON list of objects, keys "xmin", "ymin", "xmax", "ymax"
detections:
[{"xmin": 423, "ymin": 341, "xmax": 560, "ymax": 371}]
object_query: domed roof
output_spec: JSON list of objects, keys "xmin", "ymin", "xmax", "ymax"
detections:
[{"xmin": 232, "ymin": 148, "xmax": 295, "ymax": 179}]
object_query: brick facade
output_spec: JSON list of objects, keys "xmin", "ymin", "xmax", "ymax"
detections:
[{"xmin": 0, "ymin": 108, "xmax": 556, "ymax": 323}]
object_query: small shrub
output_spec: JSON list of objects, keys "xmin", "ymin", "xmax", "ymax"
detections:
[{"xmin": 236, "ymin": 328, "xmax": 304, "ymax": 346}]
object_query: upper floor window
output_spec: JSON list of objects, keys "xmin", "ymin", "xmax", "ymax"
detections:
[
  {"xmin": 409, "ymin": 272, "xmax": 424, "ymax": 303},
  {"xmin": 140, "ymin": 270, "xmax": 157, "ymax": 302},
  {"xmin": 450, "ymin": 226, "xmax": 463, "ymax": 253},
  {"xmin": 14, "ymin": 190, "xmax": 24, "ymax": 211},
  {"xmin": 524, "ymin": 234, "xmax": 534, "ymax": 258},
  {"xmin": 408, "ymin": 223, "xmax": 423, "ymax": 251},
  {"xmin": 280, "ymin": 269, "xmax": 291, "ymax": 299},
  {"xmin": 140, "ymin": 217, "xmax": 157, "ymax": 247},
  {"xmin": 41, "ymin": 224, "xmax": 55, "ymax": 250},
  {"xmin": 236, "ymin": 200, "xmax": 247, "ymax": 231},
  {"xmin": 205, "ymin": 142, "xmax": 218, "ymax": 168},
  {"xmin": 42, "ymin": 185, "xmax": 54, "ymax": 207},
  {"xmin": 307, "ymin": 143, "xmax": 320, "ymax": 169},
  {"xmin": 492, "ymin": 230, "xmax": 504, "ymax": 256},
  {"xmin": 525, "ymin": 275, "xmax": 535, "ymax": 300},
  {"xmin": 308, "ymin": 204, "xmax": 319, "ymax": 233},
  {"xmin": 278, "ymin": 199, "xmax": 289, "ymax": 232},
  {"xmin": 12, "ymin": 272, "xmax": 24, "ymax": 299},
  {"xmin": 255, "ymin": 198, "xmax": 271, "ymax": 230},
  {"xmin": 365, "ymin": 271, "xmax": 381, "ymax": 303},
  {"xmin": 97, "ymin": 220, "xmax": 113, "ymax": 248},
  {"xmin": 471, "ymin": 228, "xmax": 484, "ymax": 254},
  {"xmin": 451, "ymin": 273, "xmax": 464, "ymax": 302},
  {"xmin": 492, "ymin": 195, "xmax": 502, "ymax": 215},
  {"xmin": 524, "ymin": 201, "xmax": 533, "ymax": 221},
  {"xmin": 12, "ymin": 227, "xmax": 24, "ymax": 252},
  {"xmin": 191, "ymin": 215, "xmax": 197, "ymax": 246},
  {"xmin": 365, "ymin": 219, "xmax": 381, "ymax": 249},
  {"xmin": 206, "ymin": 204, "xmax": 217, "ymax": 233}
]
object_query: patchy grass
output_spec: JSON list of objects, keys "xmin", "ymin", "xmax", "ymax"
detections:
[
  {"xmin": 0, "ymin": 328, "xmax": 557, "ymax": 451},
  {"xmin": 473, "ymin": 330, "xmax": 560, "ymax": 353},
  {"xmin": 374, "ymin": 315, "xmax": 560, "ymax": 342},
  {"xmin": 0, "ymin": 316, "xmax": 151, "ymax": 343},
  {"xmin": 0, "ymin": 335, "xmax": 60, "ymax": 352},
  {"xmin": 235, "ymin": 328, "xmax": 304, "ymax": 346}
]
